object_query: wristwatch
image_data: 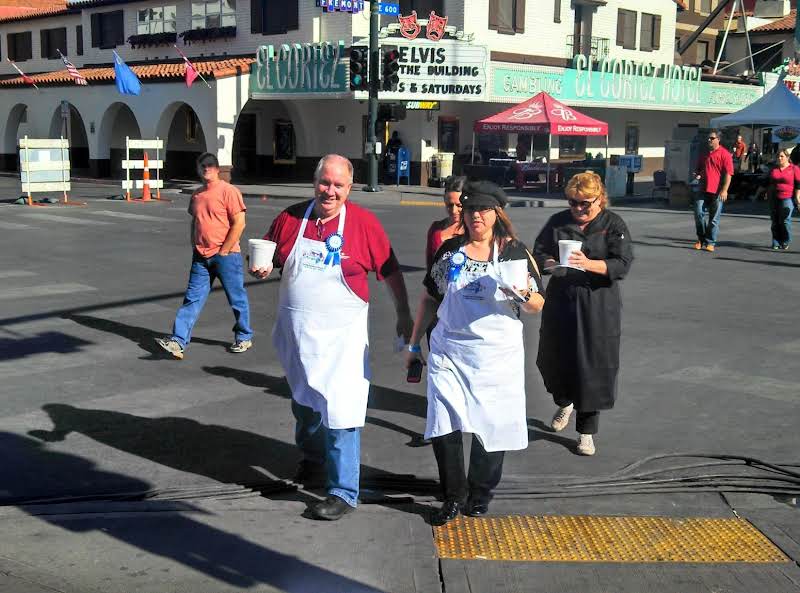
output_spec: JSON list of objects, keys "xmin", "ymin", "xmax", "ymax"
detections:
[{"xmin": 407, "ymin": 344, "xmax": 422, "ymax": 353}]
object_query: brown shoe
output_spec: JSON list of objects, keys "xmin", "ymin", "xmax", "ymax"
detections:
[
  {"xmin": 704, "ymin": 244, "xmax": 715, "ymax": 252},
  {"xmin": 693, "ymin": 241, "xmax": 703, "ymax": 250}
]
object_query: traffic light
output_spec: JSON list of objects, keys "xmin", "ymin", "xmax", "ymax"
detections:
[
  {"xmin": 381, "ymin": 46, "xmax": 400, "ymax": 92},
  {"xmin": 349, "ymin": 46, "xmax": 369, "ymax": 91}
]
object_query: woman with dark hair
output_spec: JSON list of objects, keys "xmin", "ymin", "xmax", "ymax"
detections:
[
  {"xmin": 534, "ymin": 171, "xmax": 634, "ymax": 456},
  {"xmin": 425, "ymin": 176, "xmax": 466, "ymax": 270},
  {"xmin": 406, "ymin": 180, "xmax": 544, "ymax": 525},
  {"xmin": 768, "ymin": 148, "xmax": 799, "ymax": 250}
]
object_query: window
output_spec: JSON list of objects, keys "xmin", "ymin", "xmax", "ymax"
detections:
[
  {"xmin": 90, "ymin": 11, "xmax": 124, "ymax": 49},
  {"xmin": 7, "ymin": 32, "xmax": 32, "ymax": 62},
  {"xmin": 559, "ymin": 135, "xmax": 586, "ymax": 159},
  {"xmin": 752, "ymin": 42, "xmax": 784, "ymax": 72},
  {"xmin": 554, "ymin": 0, "xmax": 560, "ymax": 23},
  {"xmin": 488, "ymin": 0, "xmax": 526, "ymax": 35},
  {"xmin": 40, "ymin": 27, "xmax": 67, "ymax": 59},
  {"xmin": 399, "ymin": 0, "xmax": 444, "ymax": 15},
  {"xmin": 192, "ymin": 0, "xmax": 236, "ymax": 29},
  {"xmin": 185, "ymin": 108, "xmax": 199, "ymax": 143},
  {"xmin": 616, "ymin": 9, "xmax": 637, "ymax": 50},
  {"xmin": 251, "ymin": 0, "xmax": 299, "ymax": 35},
  {"xmin": 76, "ymin": 25, "xmax": 83, "ymax": 55},
  {"xmin": 625, "ymin": 123, "xmax": 639, "ymax": 155},
  {"xmin": 137, "ymin": 6, "xmax": 177, "ymax": 34},
  {"xmin": 697, "ymin": 40, "xmax": 710, "ymax": 63},
  {"xmin": 640, "ymin": 13, "xmax": 661, "ymax": 52}
]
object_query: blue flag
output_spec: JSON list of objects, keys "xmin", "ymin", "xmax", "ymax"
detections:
[{"xmin": 113, "ymin": 51, "xmax": 141, "ymax": 96}]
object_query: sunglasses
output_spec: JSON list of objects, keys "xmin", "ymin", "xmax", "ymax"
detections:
[
  {"xmin": 568, "ymin": 197, "xmax": 598, "ymax": 209},
  {"xmin": 707, "ymin": 136, "xmax": 718, "ymax": 141}
]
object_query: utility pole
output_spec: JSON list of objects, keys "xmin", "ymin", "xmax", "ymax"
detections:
[{"xmin": 363, "ymin": 0, "xmax": 381, "ymax": 192}]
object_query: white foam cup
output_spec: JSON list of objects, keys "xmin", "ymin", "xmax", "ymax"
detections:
[
  {"xmin": 497, "ymin": 259, "xmax": 529, "ymax": 292},
  {"xmin": 558, "ymin": 240, "xmax": 583, "ymax": 266},
  {"xmin": 248, "ymin": 239, "xmax": 277, "ymax": 270}
]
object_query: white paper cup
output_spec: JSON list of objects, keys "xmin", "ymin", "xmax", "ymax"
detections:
[
  {"xmin": 497, "ymin": 259, "xmax": 529, "ymax": 292},
  {"xmin": 248, "ymin": 239, "xmax": 276, "ymax": 269},
  {"xmin": 558, "ymin": 240, "xmax": 582, "ymax": 266}
]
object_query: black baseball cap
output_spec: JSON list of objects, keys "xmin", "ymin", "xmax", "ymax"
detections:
[
  {"xmin": 197, "ymin": 152, "xmax": 219, "ymax": 169},
  {"xmin": 460, "ymin": 180, "xmax": 508, "ymax": 209}
]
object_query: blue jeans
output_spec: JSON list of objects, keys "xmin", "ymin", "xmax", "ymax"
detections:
[
  {"xmin": 770, "ymin": 199, "xmax": 794, "ymax": 247},
  {"xmin": 171, "ymin": 251, "xmax": 252, "ymax": 348},
  {"xmin": 292, "ymin": 400, "xmax": 360, "ymax": 508},
  {"xmin": 694, "ymin": 193, "xmax": 724, "ymax": 246}
]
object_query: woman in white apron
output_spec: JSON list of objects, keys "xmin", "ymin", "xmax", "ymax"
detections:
[{"xmin": 405, "ymin": 180, "xmax": 544, "ymax": 526}]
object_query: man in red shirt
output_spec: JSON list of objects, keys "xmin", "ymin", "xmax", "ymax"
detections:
[
  {"xmin": 693, "ymin": 130, "xmax": 733, "ymax": 252},
  {"xmin": 156, "ymin": 153, "xmax": 253, "ymax": 359},
  {"xmin": 251, "ymin": 154, "xmax": 413, "ymax": 521},
  {"xmin": 733, "ymin": 134, "xmax": 746, "ymax": 171}
]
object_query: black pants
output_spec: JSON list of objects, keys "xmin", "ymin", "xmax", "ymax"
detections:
[
  {"xmin": 554, "ymin": 394, "xmax": 600, "ymax": 434},
  {"xmin": 431, "ymin": 431, "xmax": 504, "ymax": 504}
]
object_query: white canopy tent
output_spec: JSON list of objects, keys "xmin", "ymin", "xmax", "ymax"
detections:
[{"xmin": 711, "ymin": 80, "xmax": 800, "ymax": 128}]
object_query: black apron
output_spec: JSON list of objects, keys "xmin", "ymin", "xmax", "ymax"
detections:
[{"xmin": 534, "ymin": 209, "xmax": 633, "ymax": 411}]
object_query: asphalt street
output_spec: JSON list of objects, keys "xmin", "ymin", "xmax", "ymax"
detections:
[{"xmin": 0, "ymin": 177, "xmax": 798, "ymax": 592}]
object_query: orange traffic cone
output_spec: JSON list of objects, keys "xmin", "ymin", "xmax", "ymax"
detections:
[{"xmin": 141, "ymin": 152, "xmax": 152, "ymax": 201}]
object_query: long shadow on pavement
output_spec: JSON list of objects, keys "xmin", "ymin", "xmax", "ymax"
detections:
[
  {"xmin": 527, "ymin": 418, "xmax": 575, "ymax": 453},
  {"xmin": 28, "ymin": 403, "xmax": 433, "ymax": 518},
  {"xmin": 3, "ymin": 431, "xmax": 385, "ymax": 592},
  {"xmin": 65, "ymin": 314, "xmax": 230, "ymax": 359},
  {"xmin": 203, "ymin": 366, "xmax": 430, "ymax": 447},
  {"xmin": 0, "ymin": 331, "xmax": 93, "ymax": 361}
]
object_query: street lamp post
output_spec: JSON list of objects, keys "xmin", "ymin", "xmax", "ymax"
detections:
[{"xmin": 363, "ymin": 0, "xmax": 381, "ymax": 192}]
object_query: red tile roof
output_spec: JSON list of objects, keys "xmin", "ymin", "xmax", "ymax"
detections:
[
  {"xmin": 750, "ymin": 8, "xmax": 796, "ymax": 33},
  {"xmin": 0, "ymin": 0, "xmax": 70, "ymax": 22},
  {"xmin": 0, "ymin": 56, "xmax": 255, "ymax": 87}
]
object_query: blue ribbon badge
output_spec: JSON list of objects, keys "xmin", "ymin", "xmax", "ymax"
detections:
[
  {"xmin": 448, "ymin": 251, "xmax": 466, "ymax": 282},
  {"xmin": 324, "ymin": 232, "xmax": 344, "ymax": 266}
]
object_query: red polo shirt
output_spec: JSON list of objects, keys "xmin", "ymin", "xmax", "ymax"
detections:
[
  {"xmin": 265, "ymin": 200, "xmax": 400, "ymax": 303},
  {"xmin": 697, "ymin": 147, "xmax": 734, "ymax": 194},
  {"xmin": 770, "ymin": 164, "xmax": 800, "ymax": 199}
]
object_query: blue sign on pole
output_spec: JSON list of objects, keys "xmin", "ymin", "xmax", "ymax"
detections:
[{"xmin": 378, "ymin": 2, "xmax": 400, "ymax": 15}]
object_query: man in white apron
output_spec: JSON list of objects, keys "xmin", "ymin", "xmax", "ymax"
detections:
[{"xmin": 251, "ymin": 155, "xmax": 413, "ymax": 521}]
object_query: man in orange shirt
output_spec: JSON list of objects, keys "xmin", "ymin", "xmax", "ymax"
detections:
[{"xmin": 156, "ymin": 153, "xmax": 253, "ymax": 359}]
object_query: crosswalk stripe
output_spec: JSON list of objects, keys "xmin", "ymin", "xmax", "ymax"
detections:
[
  {"xmin": 0, "ymin": 271, "xmax": 37, "ymax": 280},
  {"xmin": 19, "ymin": 213, "xmax": 114, "ymax": 226},
  {"xmin": 89, "ymin": 210, "xmax": 169, "ymax": 222},
  {"xmin": 0, "ymin": 220, "xmax": 35, "ymax": 230},
  {"xmin": 657, "ymin": 366, "xmax": 798, "ymax": 404},
  {"xmin": 0, "ymin": 283, "xmax": 96, "ymax": 301}
]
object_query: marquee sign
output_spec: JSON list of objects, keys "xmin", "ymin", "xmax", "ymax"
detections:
[
  {"xmin": 249, "ymin": 41, "xmax": 348, "ymax": 97},
  {"xmin": 491, "ymin": 54, "xmax": 764, "ymax": 113},
  {"xmin": 356, "ymin": 39, "xmax": 487, "ymax": 102}
]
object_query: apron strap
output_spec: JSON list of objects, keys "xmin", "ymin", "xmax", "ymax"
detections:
[
  {"xmin": 297, "ymin": 201, "xmax": 315, "ymax": 240},
  {"xmin": 297, "ymin": 202, "xmax": 347, "ymax": 241}
]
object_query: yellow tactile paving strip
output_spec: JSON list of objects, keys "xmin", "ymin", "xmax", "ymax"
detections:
[{"xmin": 434, "ymin": 515, "xmax": 789, "ymax": 563}]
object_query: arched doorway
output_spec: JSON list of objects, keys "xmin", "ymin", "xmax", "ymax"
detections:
[
  {"xmin": 231, "ymin": 101, "xmax": 258, "ymax": 182},
  {"xmin": 98, "ymin": 103, "xmax": 142, "ymax": 179},
  {"xmin": 3, "ymin": 103, "xmax": 28, "ymax": 171},
  {"xmin": 156, "ymin": 102, "xmax": 207, "ymax": 180},
  {"xmin": 48, "ymin": 102, "xmax": 90, "ymax": 171}
]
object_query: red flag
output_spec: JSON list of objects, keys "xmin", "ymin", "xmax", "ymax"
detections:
[
  {"xmin": 7, "ymin": 59, "xmax": 37, "ymax": 87},
  {"xmin": 174, "ymin": 45, "xmax": 203, "ymax": 88},
  {"xmin": 185, "ymin": 61, "xmax": 199, "ymax": 87}
]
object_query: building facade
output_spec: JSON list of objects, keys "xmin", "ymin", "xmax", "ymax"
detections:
[{"xmin": 0, "ymin": 0, "xmax": 764, "ymax": 183}]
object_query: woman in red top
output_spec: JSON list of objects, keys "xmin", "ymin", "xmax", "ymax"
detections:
[
  {"xmin": 768, "ymin": 149, "xmax": 800, "ymax": 250},
  {"xmin": 425, "ymin": 176, "xmax": 466, "ymax": 270}
]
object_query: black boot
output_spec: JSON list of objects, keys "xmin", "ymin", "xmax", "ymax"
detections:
[
  {"xmin": 293, "ymin": 460, "xmax": 326, "ymax": 488},
  {"xmin": 465, "ymin": 493, "xmax": 490, "ymax": 517},
  {"xmin": 309, "ymin": 495, "xmax": 355, "ymax": 521},
  {"xmin": 431, "ymin": 499, "xmax": 463, "ymax": 526}
]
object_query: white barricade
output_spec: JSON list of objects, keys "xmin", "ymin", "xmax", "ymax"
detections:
[
  {"xmin": 18, "ymin": 136, "xmax": 80, "ymax": 206},
  {"xmin": 122, "ymin": 137, "xmax": 165, "ymax": 201}
]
